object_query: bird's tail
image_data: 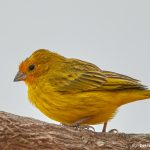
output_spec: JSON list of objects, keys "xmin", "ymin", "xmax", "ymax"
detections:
[{"xmin": 118, "ymin": 90, "xmax": 150, "ymax": 106}]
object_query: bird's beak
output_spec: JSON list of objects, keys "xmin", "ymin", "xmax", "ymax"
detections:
[{"xmin": 14, "ymin": 71, "xmax": 27, "ymax": 82}]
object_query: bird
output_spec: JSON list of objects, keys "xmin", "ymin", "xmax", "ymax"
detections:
[{"xmin": 14, "ymin": 49, "xmax": 150, "ymax": 132}]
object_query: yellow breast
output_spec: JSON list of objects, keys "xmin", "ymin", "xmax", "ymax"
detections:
[{"xmin": 27, "ymin": 82, "xmax": 117, "ymax": 125}]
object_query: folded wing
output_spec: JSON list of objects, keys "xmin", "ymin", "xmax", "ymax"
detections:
[
  {"xmin": 56, "ymin": 59, "xmax": 147, "ymax": 93},
  {"xmin": 57, "ymin": 70, "xmax": 147, "ymax": 93}
]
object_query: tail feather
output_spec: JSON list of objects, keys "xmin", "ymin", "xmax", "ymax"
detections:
[{"xmin": 118, "ymin": 89, "xmax": 150, "ymax": 106}]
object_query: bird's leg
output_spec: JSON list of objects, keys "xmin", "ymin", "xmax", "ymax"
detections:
[
  {"xmin": 102, "ymin": 121, "xmax": 118, "ymax": 133},
  {"xmin": 63, "ymin": 116, "xmax": 95, "ymax": 131},
  {"xmin": 102, "ymin": 122, "xmax": 107, "ymax": 132}
]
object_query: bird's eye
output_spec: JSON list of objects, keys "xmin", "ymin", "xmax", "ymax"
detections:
[{"xmin": 28, "ymin": 64, "xmax": 35, "ymax": 71}]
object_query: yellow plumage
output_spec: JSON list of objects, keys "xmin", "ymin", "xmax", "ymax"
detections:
[{"xmin": 14, "ymin": 49, "xmax": 150, "ymax": 126}]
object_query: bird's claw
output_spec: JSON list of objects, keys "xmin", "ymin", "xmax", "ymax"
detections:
[
  {"xmin": 108, "ymin": 128, "xmax": 118, "ymax": 133},
  {"xmin": 61, "ymin": 123, "xmax": 95, "ymax": 131},
  {"xmin": 79, "ymin": 125, "xmax": 95, "ymax": 131}
]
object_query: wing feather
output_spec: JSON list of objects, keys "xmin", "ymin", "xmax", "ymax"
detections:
[
  {"xmin": 56, "ymin": 59, "xmax": 147, "ymax": 93},
  {"xmin": 58, "ymin": 71, "xmax": 106, "ymax": 92}
]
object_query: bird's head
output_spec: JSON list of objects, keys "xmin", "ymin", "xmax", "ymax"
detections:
[{"xmin": 14, "ymin": 49, "xmax": 65, "ymax": 84}]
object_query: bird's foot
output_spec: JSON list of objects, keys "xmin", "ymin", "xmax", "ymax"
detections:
[
  {"xmin": 78, "ymin": 125, "xmax": 95, "ymax": 131},
  {"xmin": 102, "ymin": 122, "xmax": 118, "ymax": 133},
  {"xmin": 61, "ymin": 116, "xmax": 95, "ymax": 131},
  {"xmin": 108, "ymin": 128, "xmax": 118, "ymax": 133},
  {"xmin": 62, "ymin": 123, "xmax": 95, "ymax": 131}
]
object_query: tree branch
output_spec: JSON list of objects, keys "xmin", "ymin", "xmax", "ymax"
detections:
[{"xmin": 0, "ymin": 111, "xmax": 150, "ymax": 150}]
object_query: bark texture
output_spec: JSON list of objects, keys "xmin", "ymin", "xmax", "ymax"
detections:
[{"xmin": 0, "ymin": 111, "xmax": 150, "ymax": 150}]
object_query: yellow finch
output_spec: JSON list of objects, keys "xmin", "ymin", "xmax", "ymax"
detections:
[{"xmin": 14, "ymin": 49, "xmax": 150, "ymax": 132}]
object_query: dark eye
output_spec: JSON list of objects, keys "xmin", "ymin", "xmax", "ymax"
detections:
[{"xmin": 28, "ymin": 64, "xmax": 35, "ymax": 71}]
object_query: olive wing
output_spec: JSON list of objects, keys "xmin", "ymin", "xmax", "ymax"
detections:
[{"xmin": 57, "ymin": 70, "xmax": 147, "ymax": 93}]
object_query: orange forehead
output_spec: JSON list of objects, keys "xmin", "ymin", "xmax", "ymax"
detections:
[{"xmin": 19, "ymin": 58, "xmax": 33, "ymax": 72}]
